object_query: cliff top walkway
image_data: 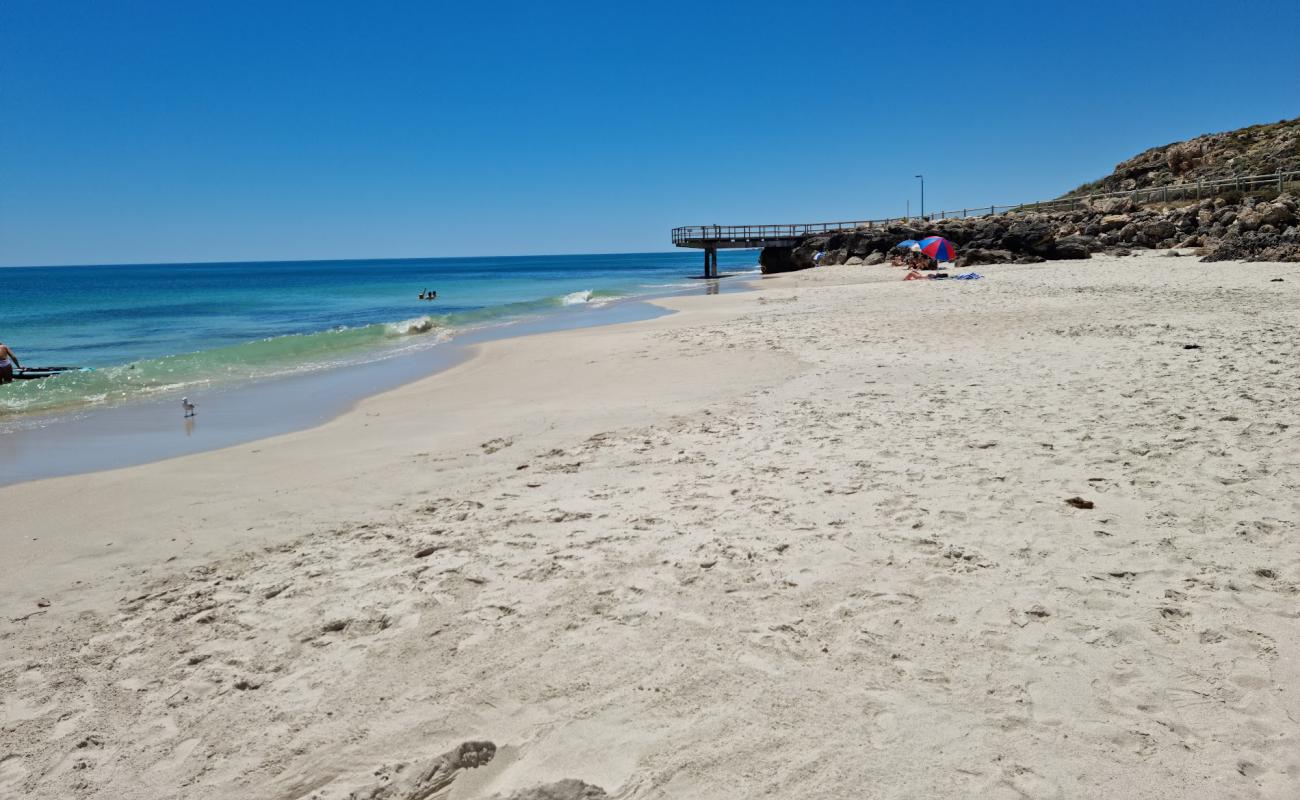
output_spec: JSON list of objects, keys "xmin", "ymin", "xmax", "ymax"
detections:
[{"xmin": 672, "ymin": 169, "xmax": 1300, "ymax": 276}]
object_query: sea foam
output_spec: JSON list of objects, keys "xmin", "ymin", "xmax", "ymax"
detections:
[{"xmin": 561, "ymin": 289, "xmax": 594, "ymax": 305}]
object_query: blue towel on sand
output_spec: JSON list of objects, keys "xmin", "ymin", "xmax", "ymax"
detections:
[{"xmin": 953, "ymin": 272, "xmax": 983, "ymax": 280}]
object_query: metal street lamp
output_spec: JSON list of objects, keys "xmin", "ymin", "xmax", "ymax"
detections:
[{"xmin": 915, "ymin": 174, "xmax": 925, "ymax": 221}]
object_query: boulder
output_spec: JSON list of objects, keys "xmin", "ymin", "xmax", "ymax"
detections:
[
  {"xmin": 825, "ymin": 233, "xmax": 855, "ymax": 252},
  {"xmin": 844, "ymin": 256, "xmax": 864, "ymax": 266},
  {"xmin": 1099, "ymin": 214, "xmax": 1130, "ymax": 232},
  {"xmin": 845, "ymin": 228, "xmax": 919, "ymax": 256},
  {"xmin": 863, "ymin": 252, "xmax": 886, "ymax": 265},
  {"xmin": 1142, "ymin": 219, "xmax": 1177, "ymax": 241},
  {"xmin": 958, "ymin": 248, "xmax": 1016, "ymax": 267},
  {"xmin": 1259, "ymin": 202, "xmax": 1296, "ymax": 228},
  {"xmin": 971, "ymin": 218, "xmax": 1006, "ymax": 242},
  {"xmin": 820, "ymin": 248, "xmax": 848, "ymax": 266},
  {"xmin": 1089, "ymin": 197, "xmax": 1137, "ymax": 214},
  {"xmin": 1050, "ymin": 235, "xmax": 1095, "ymax": 259},
  {"xmin": 1002, "ymin": 219, "xmax": 1056, "ymax": 255},
  {"xmin": 759, "ymin": 246, "xmax": 815, "ymax": 274},
  {"xmin": 1235, "ymin": 209, "xmax": 1262, "ymax": 231}
]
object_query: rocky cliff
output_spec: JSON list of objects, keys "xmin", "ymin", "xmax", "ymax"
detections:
[
  {"xmin": 1062, "ymin": 117, "xmax": 1300, "ymax": 197},
  {"xmin": 759, "ymin": 118, "xmax": 1300, "ymax": 273}
]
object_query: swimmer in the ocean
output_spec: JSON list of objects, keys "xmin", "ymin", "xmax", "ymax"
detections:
[{"xmin": 0, "ymin": 341, "xmax": 21, "ymax": 384}]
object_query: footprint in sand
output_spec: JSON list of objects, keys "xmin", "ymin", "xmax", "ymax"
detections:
[
  {"xmin": 345, "ymin": 740, "xmax": 496, "ymax": 799},
  {"xmin": 869, "ymin": 711, "xmax": 898, "ymax": 749},
  {"xmin": 999, "ymin": 764, "xmax": 1063, "ymax": 799},
  {"xmin": 0, "ymin": 755, "xmax": 29, "ymax": 795},
  {"xmin": 336, "ymin": 741, "xmax": 607, "ymax": 800},
  {"xmin": 490, "ymin": 780, "xmax": 609, "ymax": 799},
  {"xmin": 147, "ymin": 737, "xmax": 201, "ymax": 777}
]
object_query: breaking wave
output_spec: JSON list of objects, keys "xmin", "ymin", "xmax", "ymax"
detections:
[
  {"xmin": 0, "ymin": 285, "xmax": 631, "ymax": 419},
  {"xmin": 0, "ymin": 316, "xmax": 450, "ymax": 417}
]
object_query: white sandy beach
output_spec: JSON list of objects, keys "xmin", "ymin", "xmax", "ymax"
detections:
[{"xmin": 2, "ymin": 253, "xmax": 1299, "ymax": 799}]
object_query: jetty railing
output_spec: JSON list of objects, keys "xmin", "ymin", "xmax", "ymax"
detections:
[{"xmin": 672, "ymin": 169, "xmax": 1300, "ymax": 246}]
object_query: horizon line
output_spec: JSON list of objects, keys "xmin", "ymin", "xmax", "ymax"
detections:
[{"xmin": 0, "ymin": 247, "xmax": 761, "ymax": 271}]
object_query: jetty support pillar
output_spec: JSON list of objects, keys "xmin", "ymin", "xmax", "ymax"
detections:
[{"xmin": 703, "ymin": 247, "xmax": 717, "ymax": 278}]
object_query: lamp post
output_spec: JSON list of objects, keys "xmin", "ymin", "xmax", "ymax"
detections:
[{"xmin": 915, "ymin": 174, "xmax": 925, "ymax": 221}]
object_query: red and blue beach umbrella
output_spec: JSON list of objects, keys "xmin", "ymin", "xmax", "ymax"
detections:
[{"xmin": 919, "ymin": 236, "xmax": 956, "ymax": 262}]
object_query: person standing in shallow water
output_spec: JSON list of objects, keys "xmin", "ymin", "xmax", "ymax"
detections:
[{"xmin": 0, "ymin": 341, "xmax": 22, "ymax": 383}]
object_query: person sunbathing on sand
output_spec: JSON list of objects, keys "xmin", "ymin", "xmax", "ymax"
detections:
[{"xmin": 0, "ymin": 341, "xmax": 21, "ymax": 383}]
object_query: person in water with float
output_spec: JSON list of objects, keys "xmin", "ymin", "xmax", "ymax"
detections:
[{"xmin": 0, "ymin": 341, "xmax": 22, "ymax": 384}]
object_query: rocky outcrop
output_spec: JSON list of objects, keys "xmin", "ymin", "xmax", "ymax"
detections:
[
  {"xmin": 1201, "ymin": 225, "xmax": 1300, "ymax": 264},
  {"xmin": 759, "ymin": 246, "xmax": 816, "ymax": 274},
  {"xmin": 755, "ymin": 119, "xmax": 1300, "ymax": 272},
  {"xmin": 1063, "ymin": 117, "xmax": 1300, "ymax": 196},
  {"xmin": 759, "ymin": 192, "xmax": 1300, "ymax": 271},
  {"xmin": 759, "ymin": 247, "xmax": 816, "ymax": 275}
]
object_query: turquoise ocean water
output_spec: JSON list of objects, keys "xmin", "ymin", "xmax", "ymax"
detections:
[{"xmin": 0, "ymin": 251, "xmax": 757, "ymax": 420}]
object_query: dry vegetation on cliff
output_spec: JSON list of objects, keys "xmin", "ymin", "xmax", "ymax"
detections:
[{"xmin": 1063, "ymin": 117, "xmax": 1300, "ymax": 197}]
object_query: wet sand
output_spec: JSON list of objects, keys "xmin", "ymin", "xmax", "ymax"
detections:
[{"xmin": 2, "ymin": 254, "xmax": 1298, "ymax": 799}]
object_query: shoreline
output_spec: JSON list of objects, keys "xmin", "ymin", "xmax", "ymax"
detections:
[
  {"xmin": 3, "ymin": 254, "xmax": 1298, "ymax": 799},
  {"xmin": 0, "ymin": 272, "xmax": 791, "ymax": 608},
  {"xmin": 0, "ymin": 277, "xmax": 755, "ymax": 487},
  {"xmin": 0, "ymin": 251, "xmax": 764, "ymax": 434}
]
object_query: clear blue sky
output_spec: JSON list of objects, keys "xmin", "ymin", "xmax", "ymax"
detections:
[{"xmin": 3, "ymin": 0, "xmax": 1298, "ymax": 266}]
